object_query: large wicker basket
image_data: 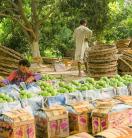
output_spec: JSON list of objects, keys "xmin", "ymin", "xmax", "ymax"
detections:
[
  {"xmin": 118, "ymin": 49, "xmax": 132, "ymax": 75},
  {"xmin": 0, "ymin": 45, "xmax": 23, "ymax": 76},
  {"xmin": 86, "ymin": 43, "xmax": 118, "ymax": 79},
  {"xmin": 115, "ymin": 39, "xmax": 131, "ymax": 54}
]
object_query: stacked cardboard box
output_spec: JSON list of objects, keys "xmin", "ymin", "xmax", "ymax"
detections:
[
  {"xmin": 35, "ymin": 105, "xmax": 69, "ymax": 138},
  {"xmin": 92, "ymin": 99, "xmax": 132, "ymax": 134},
  {"xmin": 68, "ymin": 101, "xmax": 94, "ymax": 135},
  {"xmin": 0, "ymin": 109, "xmax": 36, "ymax": 138}
]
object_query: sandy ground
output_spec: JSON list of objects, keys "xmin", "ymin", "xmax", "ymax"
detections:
[{"xmin": 31, "ymin": 63, "xmax": 86, "ymax": 82}]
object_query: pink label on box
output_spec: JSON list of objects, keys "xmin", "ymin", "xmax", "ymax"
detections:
[
  {"xmin": 27, "ymin": 127, "xmax": 34, "ymax": 138},
  {"xmin": 109, "ymin": 109, "xmax": 132, "ymax": 128},
  {"xmin": 80, "ymin": 117, "xmax": 87, "ymax": 124},
  {"xmin": 93, "ymin": 117, "xmax": 99, "ymax": 129},
  {"xmin": 15, "ymin": 129, "xmax": 23, "ymax": 137},
  {"xmin": 51, "ymin": 121, "xmax": 57, "ymax": 129},
  {"xmin": 72, "ymin": 115, "xmax": 78, "ymax": 121},
  {"xmin": 128, "ymin": 110, "xmax": 132, "ymax": 124},
  {"xmin": 101, "ymin": 118, "xmax": 108, "ymax": 130},
  {"xmin": 60, "ymin": 120, "xmax": 68, "ymax": 129}
]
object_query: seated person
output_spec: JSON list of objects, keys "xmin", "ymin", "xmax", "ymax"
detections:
[{"xmin": 0, "ymin": 59, "xmax": 42, "ymax": 86}]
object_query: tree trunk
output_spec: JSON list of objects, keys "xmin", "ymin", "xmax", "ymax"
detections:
[
  {"xmin": 31, "ymin": 40, "xmax": 42, "ymax": 64},
  {"xmin": 31, "ymin": 40, "xmax": 40, "ymax": 57}
]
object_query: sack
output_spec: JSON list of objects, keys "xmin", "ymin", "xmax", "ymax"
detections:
[
  {"xmin": 116, "ymin": 86, "xmax": 129, "ymax": 96},
  {"xmin": 81, "ymin": 90, "xmax": 101, "ymax": 101},
  {"xmin": 20, "ymin": 82, "xmax": 41, "ymax": 94},
  {"xmin": 43, "ymin": 94, "xmax": 66, "ymax": 107},
  {"xmin": 128, "ymin": 83, "xmax": 132, "ymax": 95},
  {"xmin": 20, "ymin": 96, "xmax": 43, "ymax": 115},
  {"xmin": 100, "ymin": 88, "xmax": 116, "ymax": 99},
  {"xmin": 54, "ymin": 62, "xmax": 66, "ymax": 72},
  {"xmin": 65, "ymin": 91, "xmax": 83, "ymax": 104},
  {"xmin": 0, "ymin": 85, "xmax": 20, "ymax": 100},
  {"xmin": 0, "ymin": 101, "xmax": 21, "ymax": 114}
]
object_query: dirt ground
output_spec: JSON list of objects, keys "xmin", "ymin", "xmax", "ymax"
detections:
[{"xmin": 31, "ymin": 63, "xmax": 86, "ymax": 82}]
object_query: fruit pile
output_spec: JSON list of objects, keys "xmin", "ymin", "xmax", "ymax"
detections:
[
  {"xmin": 0, "ymin": 74, "xmax": 132, "ymax": 100},
  {"xmin": 39, "ymin": 81, "xmax": 57, "ymax": 96},
  {"xmin": 42, "ymin": 74, "xmax": 55, "ymax": 81},
  {"xmin": 38, "ymin": 74, "xmax": 132, "ymax": 96},
  {"xmin": 78, "ymin": 75, "xmax": 132, "ymax": 91},
  {"xmin": 20, "ymin": 90, "xmax": 35, "ymax": 99},
  {"xmin": 57, "ymin": 82, "xmax": 77, "ymax": 94},
  {"xmin": 0, "ymin": 93, "xmax": 14, "ymax": 103}
]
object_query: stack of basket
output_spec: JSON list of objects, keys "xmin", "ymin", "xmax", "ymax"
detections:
[
  {"xmin": 129, "ymin": 39, "xmax": 132, "ymax": 48},
  {"xmin": 118, "ymin": 49, "xmax": 132, "ymax": 75},
  {"xmin": 115, "ymin": 39, "xmax": 131, "ymax": 54},
  {"xmin": 86, "ymin": 43, "xmax": 118, "ymax": 79},
  {"xmin": 0, "ymin": 45, "xmax": 23, "ymax": 76}
]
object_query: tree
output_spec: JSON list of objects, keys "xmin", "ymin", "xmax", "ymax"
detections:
[
  {"xmin": 58, "ymin": 0, "xmax": 115, "ymax": 39},
  {"xmin": 0, "ymin": 18, "xmax": 29, "ymax": 53},
  {"xmin": 102, "ymin": 1, "xmax": 132, "ymax": 42},
  {"xmin": 0, "ymin": 0, "xmax": 57, "ymax": 61}
]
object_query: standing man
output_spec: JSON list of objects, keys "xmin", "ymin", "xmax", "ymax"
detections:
[{"xmin": 73, "ymin": 19, "xmax": 92, "ymax": 77}]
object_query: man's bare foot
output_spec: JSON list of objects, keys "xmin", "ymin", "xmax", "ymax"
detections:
[
  {"xmin": 84, "ymin": 70, "xmax": 88, "ymax": 74},
  {"xmin": 78, "ymin": 72, "xmax": 82, "ymax": 77}
]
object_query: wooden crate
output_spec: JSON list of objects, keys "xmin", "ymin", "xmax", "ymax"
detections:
[
  {"xmin": 35, "ymin": 105, "xmax": 69, "ymax": 138},
  {"xmin": 0, "ymin": 109, "xmax": 36, "ymax": 138}
]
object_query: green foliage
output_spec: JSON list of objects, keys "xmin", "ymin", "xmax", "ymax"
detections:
[
  {"xmin": 0, "ymin": 19, "xmax": 29, "ymax": 54},
  {"xmin": 58, "ymin": 0, "xmax": 114, "ymax": 34},
  {"xmin": 102, "ymin": 1, "xmax": 132, "ymax": 42},
  {"xmin": 0, "ymin": 0, "xmax": 132, "ymax": 57}
]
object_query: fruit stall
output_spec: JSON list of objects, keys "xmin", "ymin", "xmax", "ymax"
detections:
[{"xmin": 0, "ymin": 74, "xmax": 132, "ymax": 138}]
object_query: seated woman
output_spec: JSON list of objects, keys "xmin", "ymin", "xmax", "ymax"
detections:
[{"xmin": 0, "ymin": 59, "xmax": 42, "ymax": 86}]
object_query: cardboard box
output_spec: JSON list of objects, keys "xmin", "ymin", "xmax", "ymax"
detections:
[
  {"xmin": 68, "ymin": 101, "xmax": 93, "ymax": 135},
  {"xmin": 114, "ymin": 96, "xmax": 132, "ymax": 105},
  {"xmin": 35, "ymin": 105, "xmax": 69, "ymax": 138},
  {"xmin": 66, "ymin": 132, "xmax": 94, "ymax": 138},
  {"xmin": 92, "ymin": 103, "xmax": 132, "ymax": 134},
  {"xmin": 0, "ymin": 109, "xmax": 36, "ymax": 138},
  {"xmin": 95, "ymin": 127, "xmax": 132, "ymax": 138}
]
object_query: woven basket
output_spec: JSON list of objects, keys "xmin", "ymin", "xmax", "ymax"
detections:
[
  {"xmin": 0, "ymin": 46, "xmax": 22, "ymax": 58},
  {"xmin": 87, "ymin": 43, "xmax": 118, "ymax": 78},
  {"xmin": 0, "ymin": 46, "xmax": 22, "ymax": 76},
  {"xmin": 0, "ymin": 71, "xmax": 10, "ymax": 76},
  {"xmin": 88, "ymin": 59, "xmax": 118, "ymax": 64},
  {"xmin": 88, "ymin": 61, "xmax": 117, "ymax": 67},
  {"xmin": 0, "ymin": 57, "xmax": 19, "ymax": 63},
  {"xmin": 118, "ymin": 48, "xmax": 132, "ymax": 54},
  {"xmin": 129, "ymin": 40, "xmax": 132, "ymax": 48},
  {"xmin": 88, "ymin": 70, "xmax": 117, "ymax": 78},
  {"xmin": 123, "ymin": 49, "xmax": 132, "ymax": 56},
  {"xmin": 118, "ymin": 58, "xmax": 132, "ymax": 72},
  {"xmin": 116, "ymin": 39, "xmax": 131, "ymax": 47},
  {"xmin": 87, "ymin": 54, "xmax": 118, "ymax": 60},
  {"xmin": 89, "ymin": 67, "xmax": 117, "ymax": 73},
  {"xmin": 89, "ymin": 64, "xmax": 117, "ymax": 69},
  {"xmin": 0, "ymin": 66, "xmax": 13, "ymax": 73},
  {"xmin": 88, "ymin": 49, "xmax": 118, "ymax": 57}
]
